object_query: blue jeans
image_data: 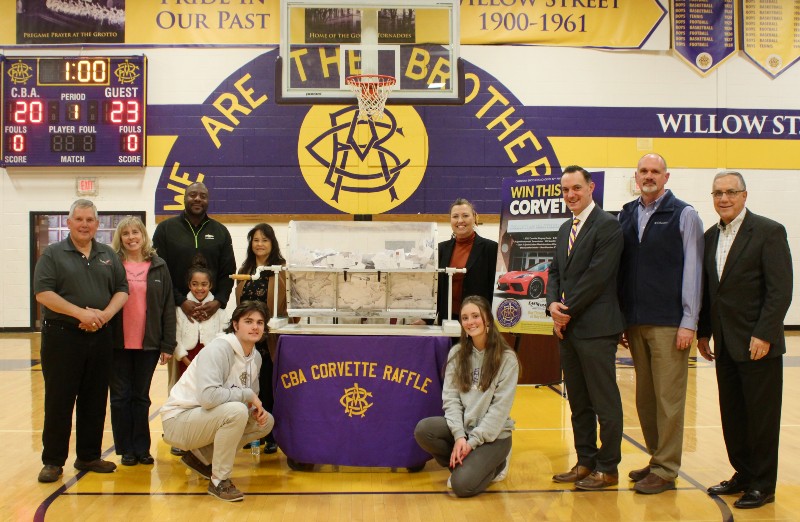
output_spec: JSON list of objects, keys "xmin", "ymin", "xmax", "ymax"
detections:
[{"xmin": 110, "ymin": 349, "xmax": 160, "ymax": 456}]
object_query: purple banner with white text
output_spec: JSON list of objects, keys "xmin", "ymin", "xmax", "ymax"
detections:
[{"xmin": 672, "ymin": 0, "xmax": 737, "ymax": 76}]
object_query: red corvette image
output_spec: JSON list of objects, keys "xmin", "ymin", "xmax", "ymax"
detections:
[{"xmin": 496, "ymin": 260, "xmax": 550, "ymax": 299}]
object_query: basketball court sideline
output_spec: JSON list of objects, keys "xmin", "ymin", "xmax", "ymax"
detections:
[{"xmin": 3, "ymin": 332, "xmax": 799, "ymax": 521}]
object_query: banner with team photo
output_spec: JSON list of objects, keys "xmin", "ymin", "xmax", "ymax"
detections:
[
  {"xmin": 671, "ymin": 0, "xmax": 737, "ymax": 76},
  {"xmin": 304, "ymin": 8, "xmax": 415, "ymax": 44},
  {"xmin": 16, "ymin": 0, "xmax": 126, "ymax": 44},
  {"xmin": 493, "ymin": 174, "xmax": 605, "ymax": 335}
]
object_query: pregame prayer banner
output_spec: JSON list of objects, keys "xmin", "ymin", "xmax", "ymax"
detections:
[
  {"xmin": 671, "ymin": 0, "xmax": 737, "ymax": 76},
  {"xmin": 11, "ymin": 0, "xmax": 280, "ymax": 45},
  {"xmin": 6, "ymin": 0, "xmax": 668, "ymax": 48},
  {"xmin": 272, "ymin": 335, "xmax": 450, "ymax": 468},
  {"xmin": 742, "ymin": 0, "xmax": 800, "ymax": 78},
  {"xmin": 492, "ymin": 174, "xmax": 605, "ymax": 335}
]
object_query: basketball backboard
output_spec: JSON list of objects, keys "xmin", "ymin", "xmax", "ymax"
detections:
[{"xmin": 276, "ymin": 0, "xmax": 463, "ymax": 105}]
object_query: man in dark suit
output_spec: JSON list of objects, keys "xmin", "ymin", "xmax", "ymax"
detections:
[
  {"xmin": 547, "ymin": 166, "xmax": 625, "ymax": 491},
  {"xmin": 697, "ymin": 171, "xmax": 792, "ymax": 509}
]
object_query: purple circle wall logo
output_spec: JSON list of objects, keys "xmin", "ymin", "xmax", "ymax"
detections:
[{"xmin": 496, "ymin": 299, "xmax": 522, "ymax": 328}]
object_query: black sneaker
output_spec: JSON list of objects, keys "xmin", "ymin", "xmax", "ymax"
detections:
[
  {"xmin": 121, "ymin": 454, "xmax": 137, "ymax": 466},
  {"xmin": 137, "ymin": 453, "xmax": 155, "ymax": 465},
  {"xmin": 208, "ymin": 479, "xmax": 244, "ymax": 502},
  {"xmin": 181, "ymin": 452, "xmax": 212, "ymax": 480}
]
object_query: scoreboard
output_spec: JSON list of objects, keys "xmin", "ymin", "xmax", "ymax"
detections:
[{"xmin": 2, "ymin": 56, "xmax": 146, "ymax": 167}]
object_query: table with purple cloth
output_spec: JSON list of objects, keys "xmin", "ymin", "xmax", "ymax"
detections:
[{"xmin": 272, "ymin": 334, "xmax": 451, "ymax": 468}]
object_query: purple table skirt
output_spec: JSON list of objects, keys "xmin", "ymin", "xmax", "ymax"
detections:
[{"xmin": 272, "ymin": 335, "xmax": 451, "ymax": 468}]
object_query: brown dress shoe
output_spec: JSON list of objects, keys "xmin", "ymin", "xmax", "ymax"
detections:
[
  {"xmin": 74, "ymin": 458, "xmax": 116, "ymax": 473},
  {"xmin": 38, "ymin": 465, "xmax": 63, "ymax": 483},
  {"xmin": 181, "ymin": 452, "xmax": 212, "ymax": 480},
  {"xmin": 628, "ymin": 465, "xmax": 650, "ymax": 482},
  {"xmin": 633, "ymin": 472, "xmax": 676, "ymax": 494},
  {"xmin": 575, "ymin": 470, "xmax": 619, "ymax": 490},
  {"xmin": 552, "ymin": 464, "xmax": 592, "ymax": 483}
]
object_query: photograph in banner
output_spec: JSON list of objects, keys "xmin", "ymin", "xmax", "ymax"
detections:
[
  {"xmin": 17, "ymin": 0, "xmax": 125, "ymax": 44},
  {"xmin": 305, "ymin": 8, "xmax": 361, "ymax": 44},
  {"xmin": 493, "ymin": 174, "xmax": 604, "ymax": 335},
  {"xmin": 304, "ymin": 8, "xmax": 415, "ymax": 44}
]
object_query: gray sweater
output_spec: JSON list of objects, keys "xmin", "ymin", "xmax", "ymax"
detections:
[{"xmin": 443, "ymin": 344, "xmax": 518, "ymax": 449}]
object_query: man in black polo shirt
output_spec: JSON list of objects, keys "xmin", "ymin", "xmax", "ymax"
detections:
[
  {"xmin": 152, "ymin": 182, "xmax": 236, "ymax": 448},
  {"xmin": 34, "ymin": 199, "xmax": 128, "ymax": 483},
  {"xmin": 153, "ymin": 182, "xmax": 235, "ymax": 323}
]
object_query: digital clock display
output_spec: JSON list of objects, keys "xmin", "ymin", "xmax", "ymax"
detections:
[
  {"xmin": 38, "ymin": 58, "xmax": 111, "ymax": 86},
  {"xmin": 2, "ymin": 56, "xmax": 147, "ymax": 167}
]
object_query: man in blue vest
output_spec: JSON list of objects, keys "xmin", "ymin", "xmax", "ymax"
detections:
[{"xmin": 618, "ymin": 153, "xmax": 704, "ymax": 494}]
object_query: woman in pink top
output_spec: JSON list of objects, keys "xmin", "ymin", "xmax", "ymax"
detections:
[{"xmin": 110, "ymin": 217, "xmax": 176, "ymax": 466}]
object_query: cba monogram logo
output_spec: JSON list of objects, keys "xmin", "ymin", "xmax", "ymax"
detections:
[
  {"xmin": 7, "ymin": 61, "xmax": 33, "ymax": 85},
  {"xmin": 339, "ymin": 382, "xmax": 374, "ymax": 417},
  {"xmin": 114, "ymin": 60, "xmax": 140, "ymax": 84},
  {"xmin": 298, "ymin": 106, "xmax": 428, "ymax": 214},
  {"xmin": 496, "ymin": 299, "xmax": 522, "ymax": 328}
]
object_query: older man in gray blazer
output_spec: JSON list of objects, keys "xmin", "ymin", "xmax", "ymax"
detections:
[
  {"xmin": 698, "ymin": 170, "xmax": 792, "ymax": 509},
  {"xmin": 546, "ymin": 166, "xmax": 625, "ymax": 491}
]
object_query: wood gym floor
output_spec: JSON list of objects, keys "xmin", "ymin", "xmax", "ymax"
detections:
[{"xmin": 2, "ymin": 332, "xmax": 799, "ymax": 521}]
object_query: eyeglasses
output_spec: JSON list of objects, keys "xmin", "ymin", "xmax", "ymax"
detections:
[{"xmin": 711, "ymin": 189, "xmax": 745, "ymax": 199}]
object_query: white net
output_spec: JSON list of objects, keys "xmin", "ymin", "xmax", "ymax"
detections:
[{"xmin": 346, "ymin": 75, "xmax": 396, "ymax": 121}]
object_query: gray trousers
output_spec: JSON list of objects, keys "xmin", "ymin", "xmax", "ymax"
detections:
[
  {"xmin": 414, "ymin": 416, "xmax": 511, "ymax": 498},
  {"xmin": 163, "ymin": 402, "xmax": 274, "ymax": 481}
]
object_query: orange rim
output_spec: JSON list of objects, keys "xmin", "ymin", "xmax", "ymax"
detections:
[{"xmin": 345, "ymin": 74, "xmax": 397, "ymax": 88}]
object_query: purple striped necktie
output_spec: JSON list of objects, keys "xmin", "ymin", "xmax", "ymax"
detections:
[
  {"xmin": 561, "ymin": 217, "xmax": 581, "ymax": 304},
  {"xmin": 568, "ymin": 218, "xmax": 580, "ymax": 255}
]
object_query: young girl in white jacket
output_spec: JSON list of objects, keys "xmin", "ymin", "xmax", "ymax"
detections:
[{"xmin": 174, "ymin": 260, "xmax": 227, "ymax": 377}]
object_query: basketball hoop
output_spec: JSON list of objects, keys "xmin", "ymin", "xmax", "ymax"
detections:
[{"xmin": 346, "ymin": 74, "xmax": 396, "ymax": 121}]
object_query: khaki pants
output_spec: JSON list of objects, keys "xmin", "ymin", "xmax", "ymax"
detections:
[
  {"xmin": 627, "ymin": 325, "xmax": 689, "ymax": 480},
  {"xmin": 163, "ymin": 402, "xmax": 274, "ymax": 481}
]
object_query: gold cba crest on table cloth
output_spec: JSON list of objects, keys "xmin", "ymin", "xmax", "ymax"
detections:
[{"xmin": 340, "ymin": 382, "xmax": 373, "ymax": 418}]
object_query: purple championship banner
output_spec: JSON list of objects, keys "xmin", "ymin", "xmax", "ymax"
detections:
[
  {"xmin": 2, "ymin": 55, "xmax": 146, "ymax": 167},
  {"xmin": 671, "ymin": 0, "xmax": 737, "ymax": 76},
  {"xmin": 272, "ymin": 334, "xmax": 451, "ymax": 468}
]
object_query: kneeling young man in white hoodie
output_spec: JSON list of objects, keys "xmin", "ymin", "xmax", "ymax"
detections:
[{"xmin": 162, "ymin": 300, "xmax": 274, "ymax": 502}]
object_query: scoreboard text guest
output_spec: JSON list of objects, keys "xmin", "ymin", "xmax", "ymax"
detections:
[{"xmin": 2, "ymin": 56, "xmax": 147, "ymax": 167}]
